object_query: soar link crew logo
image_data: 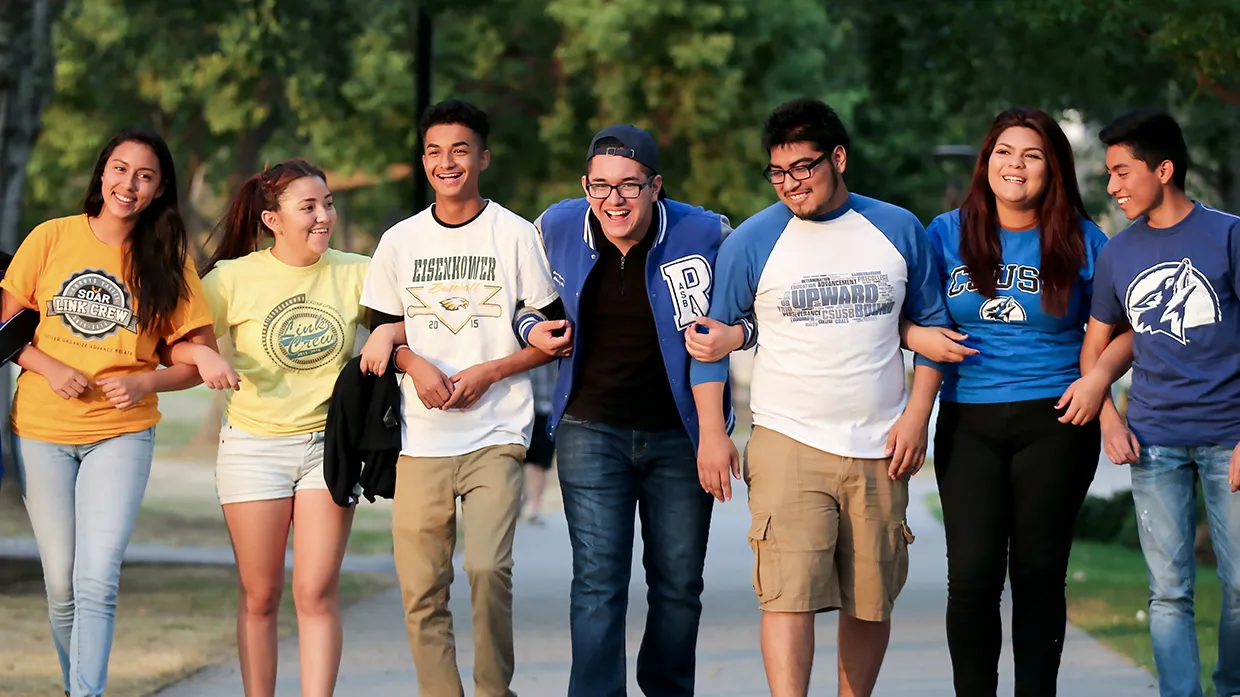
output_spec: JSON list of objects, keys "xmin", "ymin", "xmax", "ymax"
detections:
[
  {"xmin": 47, "ymin": 269, "xmax": 139, "ymax": 340},
  {"xmin": 262, "ymin": 294, "xmax": 347, "ymax": 371}
]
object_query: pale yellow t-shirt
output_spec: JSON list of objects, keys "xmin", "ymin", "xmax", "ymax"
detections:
[
  {"xmin": 0, "ymin": 215, "xmax": 214, "ymax": 444},
  {"xmin": 202, "ymin": 248, "xmax": 370, "ymax": 436}
]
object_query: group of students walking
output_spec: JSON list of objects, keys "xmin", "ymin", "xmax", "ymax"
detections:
[{"xmin": 1, "ymin": 94, "xmax": 1237, "ymax": 697}]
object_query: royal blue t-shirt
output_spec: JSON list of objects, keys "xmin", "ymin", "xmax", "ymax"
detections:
[
  {"xmin": 925, "ymin": 209, "xmax": 1109, "ymax": 403},
  {"xmin": 1092, "ymin": 202, "xmax": 1240, "ymax": 447}
]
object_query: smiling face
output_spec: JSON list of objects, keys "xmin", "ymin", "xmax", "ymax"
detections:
[
  {"xmin": 422, "ymin": 123, "xmax": 489, "ymax": 202},
  {"xmin": 987, "ymin": 126, "xmax": 1048, "ymax": 213},
  {"xmin": 97, "ymin": 140, "xmax": 164, "ymax": 221},
  {"xmin": 582, "ymin": 154, "xmax": 661, "ymax": 244},
  {"xmin": 767, "ymin": 142, "xmax": 847, "ymax": 219},
  {"xmin": 261, "ymin": 176, "xmax": 336, "ymax": 260},
  {"xmin": 1106, "ymin": 143, "xmax": 1169, "ymax": 220}
]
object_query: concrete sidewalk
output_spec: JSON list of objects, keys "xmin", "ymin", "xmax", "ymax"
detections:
[{"xmin": 153, "ymin": 474, "xmax": 1156, "ymax": 696}]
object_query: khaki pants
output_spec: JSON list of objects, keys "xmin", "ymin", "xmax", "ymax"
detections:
[{"xmin": 392, "ymin": 444, "xmax": 525, "ymax": 697}]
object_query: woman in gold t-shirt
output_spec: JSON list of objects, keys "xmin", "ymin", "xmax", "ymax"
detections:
[
  {"xmin": 172, "ymin": 159, "xmax": 370, "ymax": 697},
  {"xmin": 0, "ymin": 128, "xmax": 218, "ymax": 697}
]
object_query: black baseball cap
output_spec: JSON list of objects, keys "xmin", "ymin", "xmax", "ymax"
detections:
[
  {"xmin": 586, "ymin": 124, "xmax": 659, "ymax": 174},
  {"xmin": 586, "ymin": 124, "xmax": 666, "ymax": 200}
]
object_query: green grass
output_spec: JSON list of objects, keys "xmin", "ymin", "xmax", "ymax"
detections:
[
  {"xmin": 924, "ymin": 490, "xmax": 1223, "ymax": 695},
  {"xmin": 0, "ymin": 559, "xmax": 394, "ymax": 697},
  {"xmin": 154, "ymin": 384, "xmax": 219, "ymax": 452},
  {"xmin": 153, "ymin": 419, "xmax": 203, "ymax": 450},
  {"xmin": 1067, "ymin": 541, "xmax": 1223, "ymax": 695},
  {"xmin": 925, "ymin": 490, "xmax": 943, "ymax": 522}
]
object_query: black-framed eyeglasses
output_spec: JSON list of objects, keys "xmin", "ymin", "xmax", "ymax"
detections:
[
  {"xmin": 586, "ymin": 175, "xmax": 655, "ymax": 200},
  {"xmin": 764, "ymin": 153, "xmax": 829, "ymax": 184}
]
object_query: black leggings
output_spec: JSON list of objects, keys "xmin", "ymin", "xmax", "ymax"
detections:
[{"xmin": 934, "ymin": 398, "xmax": 1100, "ymax": 697}]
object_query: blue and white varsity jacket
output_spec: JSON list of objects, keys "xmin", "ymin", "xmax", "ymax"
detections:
[{"xmin": 517, "ymin": 198, "xmax": 753, "ymax": 446}]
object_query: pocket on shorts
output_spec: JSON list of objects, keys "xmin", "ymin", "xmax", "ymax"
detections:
[
  {"xmin": 887, "ymin": 521, "xmax": 913, "ymax": 604},
  {"xmin": 748, "ymin": 512, "xmax": 783, "ymax": 603}
]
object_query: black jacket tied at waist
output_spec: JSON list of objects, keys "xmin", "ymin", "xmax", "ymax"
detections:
[{"xmin": 324, "ymin": 355, "xmax": 402, "ymax": 506}]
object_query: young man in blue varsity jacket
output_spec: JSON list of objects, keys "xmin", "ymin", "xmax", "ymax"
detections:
[{"xmin": 516, "ymin": 125, "xmax": 753, "ymax": 697}]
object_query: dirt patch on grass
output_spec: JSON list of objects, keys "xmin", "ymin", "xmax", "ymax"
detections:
[{"xmin": 0, "ymin": 558, "xmax": 394, "ymax": 697}]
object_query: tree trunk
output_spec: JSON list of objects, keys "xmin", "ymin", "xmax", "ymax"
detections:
[
  {"xmin": 0, "ymin": 0, "xmax": 57, "ymax": 492},
  {"xmin": 226, "ymin": 77, "xmax": 282, "ymax": 198},
  {"xmin": 187, "ymin": 101, "xmax": 280, "ymax": 451}
]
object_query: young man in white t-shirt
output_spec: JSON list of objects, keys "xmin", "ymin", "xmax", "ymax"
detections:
[
  {"xmin": 690, "ymin": 99, "xmax": 949, "ymax": 697},
  {"xmin": 358, "ymin": 99, "xmax": 560, "ymax": 697}
]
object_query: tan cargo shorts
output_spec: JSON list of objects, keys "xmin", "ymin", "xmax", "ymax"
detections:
[{"xmin": 743, "ymin": 426, "xmax": 914, "ymax": 621}]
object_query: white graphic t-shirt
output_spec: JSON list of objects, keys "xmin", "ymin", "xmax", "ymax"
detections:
[
  {"xmin": 689, "ymin": 194, "xmax": 950, "ymax": 458},
  {"xmin": 361, "ymin": 201, "xmax": 558, "ymax": 457}
]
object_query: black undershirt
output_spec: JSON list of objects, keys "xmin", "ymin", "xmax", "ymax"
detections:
[{"xmin": 564, "ymin": 211, "xmax": 681, "ymax": 432}]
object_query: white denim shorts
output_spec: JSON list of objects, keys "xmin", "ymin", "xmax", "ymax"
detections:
[{"xmin": 215, "ymin": 424, "xmax": 341, "ymax": 505}]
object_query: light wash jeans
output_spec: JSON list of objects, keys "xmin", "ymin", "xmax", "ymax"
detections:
[
  {"xmin": 1131, "ymin": 444, "xmax": 1240, "ymax": 697},
  {"xmin": 15, "ymin": 427, "xmax": 156, "ymax": 697}
]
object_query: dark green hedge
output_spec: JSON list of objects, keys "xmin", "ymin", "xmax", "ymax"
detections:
[{"xmin": 1073, "ymin": 482, "xmax": 1209, "ymax": 551}]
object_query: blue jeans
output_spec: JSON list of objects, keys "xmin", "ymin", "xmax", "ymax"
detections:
[
  {"xmin": 15, "ymin": 428, "xmax": 156, "ymax": 697},
  {"xmin": 1131, "ymin": 444, "xmax": 1240, "ymax": 697},
  {"xmin": 555, "ymin": 415, "xmax": 713, "ymax": 697}
]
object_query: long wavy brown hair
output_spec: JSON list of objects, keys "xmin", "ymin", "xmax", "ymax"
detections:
[{"xmin": 959, "ymin": 107, "xmax": 1090, "ymax": 317}]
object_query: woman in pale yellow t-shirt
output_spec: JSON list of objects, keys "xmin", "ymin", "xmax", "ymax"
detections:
[
  {"xmin": 171, "ymin": 159, "xmax": 370, "ymax": 695},
  {"xmin": 0, "ymin": 128, "xmax": 219, "ymax": 697}
]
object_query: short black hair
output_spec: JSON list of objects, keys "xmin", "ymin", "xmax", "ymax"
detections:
[
  {"xmin": 1099, "ymin": 108, "xmax": 1188, "ymax": 190},
  {"xmin": 762, "ymin": 98, "xmax": 850, "ymax": 156},
  {"xmin": 420, "ymin": 99, "xmax": 490, "ymax": 148}
]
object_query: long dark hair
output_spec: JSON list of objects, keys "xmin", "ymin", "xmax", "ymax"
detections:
[
  {"xmin": 83, "ymin": 128, "xmax": 190, "ymax": 334},
  {"xmin": 959, "ymin": 107, "xmax": 1090, "ymax": 317},
  {"xmin": 202, "ymin": 159, "xmax": 327, "ymax": 277}
]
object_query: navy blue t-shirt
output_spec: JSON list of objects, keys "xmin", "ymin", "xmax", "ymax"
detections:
[
  {"xmin": 1091, "ymin": 202, "xmax": 1240, "ymax": 447},
  {"xmin": 926, "ymin": 210, "xmax": 1109, "ymax": 403}
]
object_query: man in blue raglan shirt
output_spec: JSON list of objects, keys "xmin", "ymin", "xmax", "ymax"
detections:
[
  {"xmin": 1079, "ymin": 108, "xmax": 1240, "ymax": 697},
  {"xmin": 690, "ymin": 99, "xmax": 950, "ymax": 697},
  {"xmin": 517, "ymin": 125, "xmax": 753, "ymax": 697}
]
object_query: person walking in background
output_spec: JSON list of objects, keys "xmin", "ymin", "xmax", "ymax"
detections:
[
  {"xmin": 919, "ymin": 107, "xmax": 1119, "ymax": 697},
  {"xmin": 1073, "ymin": 108, "xmax": 1240, "ymax": 697},
  {"xmin": 169, "ymin": 159, "xmax": 370, "ymax": 697},
  {"xmin": 519, "ymin": 124, "xmax": 748, "ymax": 697},
  {"xmin": 521, "ymin": 360, "xmax": 558, "ymax": 525},
  {"xmin": 358, "ymin": 99, "xmax": 560, "ymax": 697},
  {"xmin": 0, "ymin": 128, "xmax": 218, "ymax": 697}
]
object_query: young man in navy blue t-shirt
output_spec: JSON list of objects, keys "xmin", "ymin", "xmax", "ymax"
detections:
[{"xmin": 1081, "ymin": 109, "xmax": 1240, "ymax": 697}]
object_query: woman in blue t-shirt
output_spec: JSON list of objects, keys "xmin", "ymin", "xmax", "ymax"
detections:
[{"xmin": 923, "ymin": 107, "xmax": 1110, "ymax": 696}]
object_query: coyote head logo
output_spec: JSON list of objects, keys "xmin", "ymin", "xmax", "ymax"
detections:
[
  {"xmin": 979, "ymin": 296, "xmax": 1026, "ymax": 323},
  {"xmin": 1125, "ymin": 258, "xmax": 1220, "ymax": 345}
]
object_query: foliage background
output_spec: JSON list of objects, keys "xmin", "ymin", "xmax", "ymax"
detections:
[{"xmin": 16, "ymin": 0, "xmax": 1240, "ymax": 257}]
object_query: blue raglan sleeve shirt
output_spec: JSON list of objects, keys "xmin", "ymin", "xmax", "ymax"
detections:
[
  {"xmin": 689, "ymin": 204, "xmax": 788, "ymax": 386},
  {"xmin": 690, "ymin": 231, "xmax": 757, "ymax": 386},
  {"xmin": 860, "ymin": 205, "xmax": 951, "ymax": 375}
]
